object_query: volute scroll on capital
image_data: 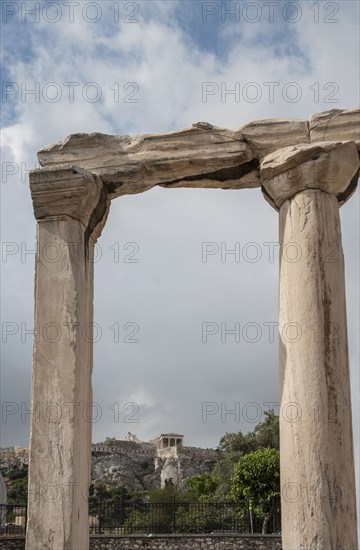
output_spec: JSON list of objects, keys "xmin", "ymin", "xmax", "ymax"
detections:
[{"xmin": 260, "ymin": 140, "xmax": 360, "ymax": 211}]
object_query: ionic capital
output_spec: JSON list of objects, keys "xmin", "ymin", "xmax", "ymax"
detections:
[
  {"xmin": 260, "ymin": 141, "xmax": 359, "ymax": 210},
  {"xmin": 29, "ymin": 165, "xmax": 110, "ymax": 239}
]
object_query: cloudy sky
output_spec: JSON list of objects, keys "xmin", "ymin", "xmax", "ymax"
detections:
[{"xmin": 1, "ymin": 0, "xmax": 359, "ymax": 509}]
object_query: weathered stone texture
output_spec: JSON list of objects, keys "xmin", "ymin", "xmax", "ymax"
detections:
[
  {"xmin": 260, "ymin": 140, "xmax": 359, "ymax": 209},
  {"xmin": 26, "ymin": 107, "xmax": 359, "ymax": 550},
  {"xmin": 310, "ymin": 107, "xmax": 360, "ymax": 147},
  {"xmin": 0, "ymin": 536, "xmax": 282, "ymax": 550},
  {"xmin": 37, "ymin": 126, "xmax": 259, "ymax": 197},
  {"xmin": 26, "ymin": 217, "xmax": 94, "ymax": 550},
  {"xmin": 34, "ymin": 108, "xmax": 360, "ymax": 200},
  {"xmin": 260, "ymin": 139, "xmax": 359, "ymax": 549},
  {"xmin": 278, "ymin": 190, "xmax": 357, "ymax": 550},
  {"xmin": 90, "ymin": 535, "xmax": 282, "ymax": 550},
  {"xmin": 239, "ymin": 118, "xmax": 309, "ymax": 158},
  {"xmin": 26, "ymin": 169, "xmax": 110, "ymax": 550}
]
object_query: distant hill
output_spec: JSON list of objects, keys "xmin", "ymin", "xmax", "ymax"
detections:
[{"xmin": 0, "ymin": 433, "xmax": 222, "ymax": 498}]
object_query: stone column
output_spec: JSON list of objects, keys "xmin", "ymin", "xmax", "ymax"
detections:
[
  {"xmin": 260, "ymin": 141, "xmax": 359, "ymax": 550},
  {"xmin": 26, "ymin": 167, "xmax": 109, "ymax": 550}
]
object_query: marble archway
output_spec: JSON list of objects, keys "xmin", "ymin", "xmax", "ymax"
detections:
[{"xmin": 26, "ymin": 107, "xmax": 359, "ymax": 549}]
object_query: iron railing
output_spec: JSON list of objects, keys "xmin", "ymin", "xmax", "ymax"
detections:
[
  {"xmin": 0, "ymin": 500, "xmax": 281, "ymax": 536},
  {"xmin": 0, "ymin": 504, "xmax": 27, "ymax": 536},
  {"xmin": 89, "ymin": 498, "xmax": 281, "ymax": 535}
]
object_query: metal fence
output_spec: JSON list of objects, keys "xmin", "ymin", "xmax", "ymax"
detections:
[
  {"xmin": 0, "ymin": 500, "xmax": 281, "ymax": 536},
  {"xmin": 0, "ymin": 504, "xmax": 27, "ymax": 536},
  {"xmin": 89, "ymin": 499, "xmax": 281, "ymax": 535}
]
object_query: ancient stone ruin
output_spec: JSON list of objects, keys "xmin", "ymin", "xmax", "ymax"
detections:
[
  {"xmin": 0, "ymin": 435, "xmax": 220, "ymax": 495},
  {"xmin": 91, "ymin": 433, "xmax": 220, "ymax": 490},
  {"xmin": 26, "ymin": 107, "xmax": 359, "ymax": 549}
]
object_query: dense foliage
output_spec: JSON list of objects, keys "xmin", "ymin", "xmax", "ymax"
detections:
[
  {"xmin": 211, "ymin": 411, "xmax": 279, "ymax": 500},
  {"xmin": 231, "ymin": 448, "xmax": 280, "ymax": 533},
  {"xmin": 1, "ymin": 412, "xmax": 280, "ymax": 533},
  {"xmin": 0, "ymin": 465, "xmax": 28, "ymax": 504}
]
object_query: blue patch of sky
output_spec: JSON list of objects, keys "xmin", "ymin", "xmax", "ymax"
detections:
[
  {"xmin": 90, "ymin": 42, "xmax": 145, "ymax": 67},
  {"xmin": 2, "ymin": 18, "xmax": 35, "ymax": 66},
  {"xmin": 1, "ymin": 7, "xmax": 42, "ymax": 127},
  {"xmin": 1, "ymin": 0, "xmax": 316, "ymax": 128},
  {"xmin": 244, "ymin": 25, "xmax": 311, "ymax": 72},
  {"xmin": 135, "ymin": 0, "xmax": 312, "ymax": 69},
  {"xmin": 171, "ymin": 0, "xmax": 233, "ymax": 60}
]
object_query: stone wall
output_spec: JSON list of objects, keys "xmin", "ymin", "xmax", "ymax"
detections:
[
  {"xmin": 92, "ymin": 441, "xmax": 154, "ymax": 455},
  {"xmin": 0, "ymin": 535, "xmax": 282, "ymax": 550}
]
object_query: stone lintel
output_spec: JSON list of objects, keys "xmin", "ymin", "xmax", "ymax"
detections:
[
  {"xmin": 260, "ymin": 141, "xmax": 359, "ymax": 210},
  {"xmin": 239, "ymin": 118, "xmax": 309, "ymax": 159},
  {"xmin": 310, "ymin": 107, "xmax": 360, "ymax": 147},
  {"xmin": 32, "ymin": 107, "xmax": 359, "ymax": 200},
  {"xmin": 29, "ymin": 165, "xmax": 110, "ymax": 240},
  {"xmin": 36, "ymin": 125, "xmax": 258, "ymax": 198}
]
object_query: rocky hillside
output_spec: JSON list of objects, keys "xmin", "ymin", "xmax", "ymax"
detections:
[
  {"xmin": 91, "ymin": 439, "xmax": 221, "ymax": 490},
  {"xmin": 92, "ymin": 445, "xmax": 159, "ymax": 491},
  {"xmin": 1, "ymin": 438, "xmax": 222, "ymax": 495}
]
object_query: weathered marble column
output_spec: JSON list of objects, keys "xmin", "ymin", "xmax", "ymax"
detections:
[
  {"xmin": 260, "ymin": 141, "xmax": 359, "ymax": 550},
  {"xmin": 26, "ymin": 167, "xmax": 109, "ymax": 550}
]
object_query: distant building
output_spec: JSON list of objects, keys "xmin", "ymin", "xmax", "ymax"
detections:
[
  {"xmin": 0, "ymin": 437, "xmax": 221, "ymax": 495},
  {"xmin": 155, "ymin": 433, "xmax": 184, "ymax": 450}
]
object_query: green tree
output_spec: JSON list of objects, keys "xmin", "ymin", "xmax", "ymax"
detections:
[
  {"xmin": 218, "ymin": 431, "xmax": 257, "ymax": 455},
  {"xmin": 0, "ymin": 465, "xmax": 28, "ymax": 504},
  {"xmin": 148, "ymin": 480, "xmax": 179, "ymax": 503},
  {"xmin": 183, "ymin": 473, "xmax": 218, "ymax": 501},
  {"xmin": 231, "ymin": 448, "xmax": 280, "ymax": 534},
  {"xmin": 218, "ymin": 411, "xmax": 279, "ymax": 454},
  {"xmin": 252, "ymin": 410, "xmax": 279, "ymax": 450},
  {"xmin": 214, "ymin": 411, "xmax": 279, "ymax": 500},
  {"xmin": 89, "ymin": 482, "xmax": 144, "ymax": 533}
]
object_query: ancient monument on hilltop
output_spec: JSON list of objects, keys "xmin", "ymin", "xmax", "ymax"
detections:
[
  {"xmin": 26, "ymin": 108, "xmax": 359, "ymax": 549},
  {"xmin": 92, "ymin": 432, "xmax": 221, "ymax": 489},
  {"xmin": 1, "ymin": 433, "xmax": 220, "ymax": 495}
]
